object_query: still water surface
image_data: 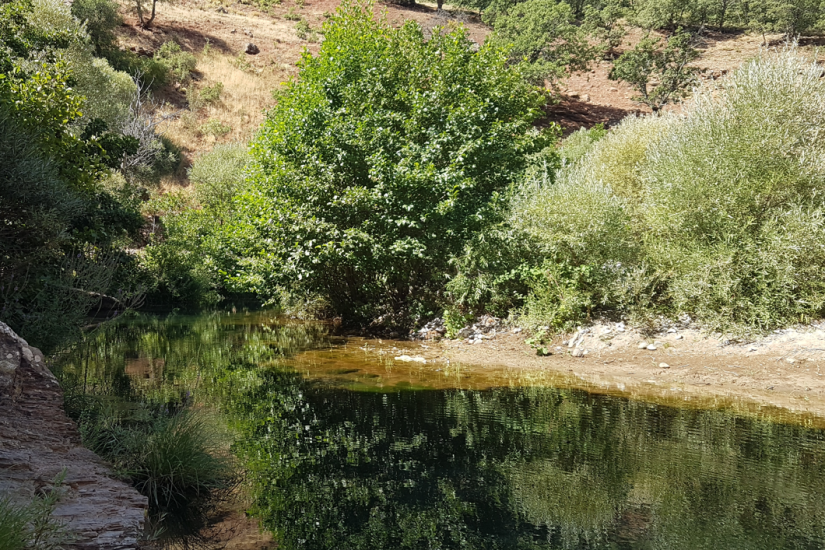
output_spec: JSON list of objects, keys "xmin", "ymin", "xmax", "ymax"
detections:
[{"xmin": 58, "ymin": 312, "xmax": 825, "ymax": 549}]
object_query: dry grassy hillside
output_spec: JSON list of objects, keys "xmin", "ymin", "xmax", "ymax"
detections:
[{"xmin": 111, "ymin": 0, "xmax": 825, "ymax": 184}]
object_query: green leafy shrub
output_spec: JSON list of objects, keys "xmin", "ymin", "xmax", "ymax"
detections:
[
  {"xmin": 295, "ymin": 19, "xmax": 318, "ymax": 41},
  {"xmin": 142, "ymin": 192, "xmax": 223, "ymax": 308},
  {"xmin": 189, "ymin": 142, "xmax": 249, "ymax": 210},
  {"xmin": 199, "ymin": 118, "xmax": 232, "ymax": 137},
  {"xmin": 154, "ymin": 41, "xmax": 197, "ymax": 83},
  {"xmin": 70, "ymin": 0, "xmax": 121, "ymax": 52},
  {"xmin": 284, "ymin": 8, "xmax": 301, "ymax": 20},
  {"xmin": 445, "ymin": 219, "xmax": 549, "ymax": 320},
  {"xmin": 215, "ymin": 0, "xmax": 551, "ymax": 327},
  {"xmin": 105, "ymin": 48, "xmax": 171, "ymax": 90}
]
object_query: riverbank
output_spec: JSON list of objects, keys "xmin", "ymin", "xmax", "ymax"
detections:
[
  {"xmin": 433, "ymin": 322, "xmax": 825, "ymax": 424},
  {"xmin": 0, "ymin": 322, "xmax": 147, "ymax": 549},
  {"xmin": 285, "ymin": 320, "xmax": 825, "ymax": 426}
]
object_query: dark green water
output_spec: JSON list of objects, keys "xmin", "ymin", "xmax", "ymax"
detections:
[{"xmin": 58, "ymin": 312, "xmax": 825, "ymax": 549}]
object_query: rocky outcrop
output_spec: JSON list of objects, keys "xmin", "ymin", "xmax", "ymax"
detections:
[{"xmin": 0, "ymin": 322, "xmax": 148, "ymax": 549}]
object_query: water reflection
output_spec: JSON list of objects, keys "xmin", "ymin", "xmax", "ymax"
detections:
[
  {"xmin": 236, "ymin": 371, "xmax": 825, "ymax": 550},
  {"xmin": 56, "ymin": 313, "xmax": 825, "ymax": 549}
]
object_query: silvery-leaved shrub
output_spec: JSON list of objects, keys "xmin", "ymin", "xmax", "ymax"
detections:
[
  {"xmin": 641, "ymin": 45, "xmax": 825, "ymax": 329},
  {"xmin": 514, "ymin": 45, "xmax": 825, "ymax": 333}
]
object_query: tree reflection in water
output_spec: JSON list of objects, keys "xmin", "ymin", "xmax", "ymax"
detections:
[{"xmin": 234, "ymin": 369, "xmax": 825, "ymax": 550}]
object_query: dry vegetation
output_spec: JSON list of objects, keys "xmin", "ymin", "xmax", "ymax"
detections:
[{"xmin": 111, "ymin": 0, "xmax": 489, "ymax": 184}]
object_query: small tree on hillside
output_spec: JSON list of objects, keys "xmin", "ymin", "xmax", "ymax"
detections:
[
  {"xmin": 584, "ymin": 0, "xmax": 628, "ymax": 56},
  {"xmin": 609, "ymin": 29, "xmax": 699, "ymax": 112},
  {"xmin": 134, "ymin": 0, "xmax": 162, "ymax": 29},
  {"xmin": 489, "ymin": 0, "xmax": 600, "ymax": 87}
]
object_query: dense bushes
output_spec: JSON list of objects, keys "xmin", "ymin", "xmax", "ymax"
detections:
[
  {"xmin": 0, "ymin": 0, "xmax": 165, "ymax": 351},
  {"xmin": 193, "ymin": 1, "xmax": 553, "ymax": 327},
  {"xmin": 470, "ymin": 0, "xmax": 825, "ymax": 35},
  {"xmin": 508, "ymin": 47, "xmax": 825, "ymax": 332}
]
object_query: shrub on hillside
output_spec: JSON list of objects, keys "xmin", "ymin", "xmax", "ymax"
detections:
[
  {"xmin": 212, "ymin": 0, "xmax": 553, "ymax": 327},
  {"xmin": 189, "ymin": 143, "xmax": 249, "ymax": 211},
  {"xmin": 71, "ymin": 0, "xmax": 121, "ymax": 52},
  {"xmin": 487, "ymin": 0, "xmax": 600, "ymax": 86},
  {"xmin": 154, "ymin": 41, "xmax": 197, "ymax": 84}
]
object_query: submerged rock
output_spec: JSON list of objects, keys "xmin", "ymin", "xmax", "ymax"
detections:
[{"xmin": 394, "ymin": 355, "xmax": 427, "ymax": 363}]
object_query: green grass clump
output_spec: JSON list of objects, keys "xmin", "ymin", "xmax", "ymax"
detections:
[
  {"xmin": 188, "ymin": 81, "xmax": 224, "ymax": 110},
  {"xmin": 0, "ymin": 474, "xmax": 72, "ymax": 550},
  {"xmin": 0, "ymin": 498, "xmax": 29, "ymax": 550},
  {"xmin": 80, "ymin": 406, "xmax": 235, "ymax": 517},
  {"xmin": 510, "ymin": 46, "xmax": 825, "ymax": 334},
  {"xmin": 199, "ymin": 118, "xmax": 232, "ymax": 137}
]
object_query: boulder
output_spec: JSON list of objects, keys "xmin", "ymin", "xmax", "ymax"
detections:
[
  {"xmin": 0, "ymin": 322, "xmax": 147, "ymax": 549},
  {"xmin": 244, "ymin": 43, "xmax": 260, "ymax": 55}
]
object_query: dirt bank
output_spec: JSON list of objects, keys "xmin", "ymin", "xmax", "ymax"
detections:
[{"xmin": 434, "ymin": 322, "xmax": 825, "ymax": 424}]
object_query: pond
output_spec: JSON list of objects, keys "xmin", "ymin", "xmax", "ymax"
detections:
[{"xmin": 57, "ymin": 311, "xmax": 825, "ymax": 549}]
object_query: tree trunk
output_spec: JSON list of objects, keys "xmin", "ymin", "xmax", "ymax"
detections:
[
  {"xmin": 437, "ymin": 0, "xmax": 443, "ymax": 10},
  {"xmin": 718, "ymin": 2, "xmax": 727, "ymax": 33},
  {"xmin": 138, "ymin": 0, "xmax": 157, "ymax": 29}
]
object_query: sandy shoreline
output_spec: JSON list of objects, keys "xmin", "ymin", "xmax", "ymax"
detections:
[{"xmin": 431, "ymin": 324, "xmax": 825, "ymax": 426}]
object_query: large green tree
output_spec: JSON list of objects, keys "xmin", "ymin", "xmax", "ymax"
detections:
[{"xmin": 215, "ymin": 0, "xmax": 554, "ymax": 327}]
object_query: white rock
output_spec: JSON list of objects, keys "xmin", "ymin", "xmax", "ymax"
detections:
[
  {"xmin": 637, "ymin": 341, "xmax": 649, "ymax": 349},
  {"xmin": 667, "ymin": 328, "xmax": 677, "ymax": 333},
  {"xmin": 659, "ymin": 362, "xmax": 670, "ymax": 368},
  {"xmin": 646, "ymin": 344, "xmax": 657, "ymax": 351},
  {"xmin": 787, "ymin": 358, "xmax": 796, "ymax": 364},
  {"xmin": 395, "ymin": 355, "xmax": 427, "ymax": 363},
  {"xmin": 512, "ymin": 328, "xmax": 522, "ymax": 334},
  {"xmin": 675, "ymin": 335, "xmax": 683, "ymax": 340},
  {"xmin": 748, "ymin": 347, "xmax": 757, "ymax": 352},
  {"xmin": 572, "ymin": 348, "xmax": 585, "ymax": 357}
]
